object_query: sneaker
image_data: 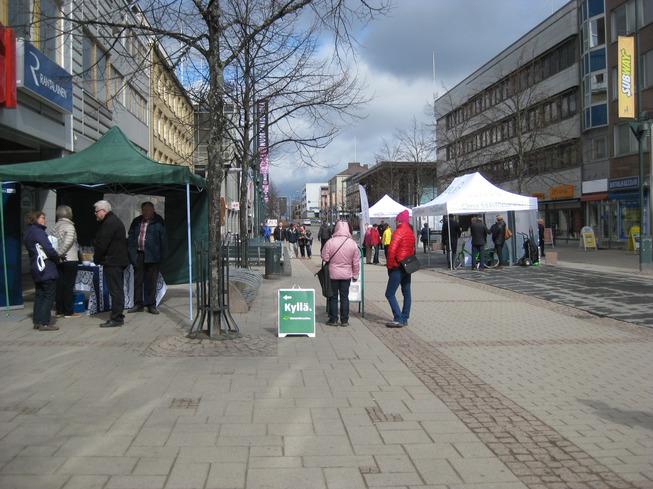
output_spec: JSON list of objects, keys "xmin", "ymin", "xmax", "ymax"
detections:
[
  {"xmin": 340, "ymin": 322, "xmax": 349, "ymax": 327},
  {"xmin": 385, "ymin": 321, "xmax": 404, "ymax": 328},
  {"xmin": 326, "ymin": 320, "xmax": 338, "ymax": 326},
  {"xmin": 64, "ymin": 313, "xmax": 81, "ymax": 318},
  {"xmin": 147, "ymin": 306, "xmax": 160, "ymax": 315},
  {"xmin": 38, "ymin": 324, "xmax": 59, "ymax": 331}
]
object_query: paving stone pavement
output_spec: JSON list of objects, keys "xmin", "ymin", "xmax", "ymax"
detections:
[{"xmin": 0, "ymin": 256, "xmax": 651, "ymax": 489}]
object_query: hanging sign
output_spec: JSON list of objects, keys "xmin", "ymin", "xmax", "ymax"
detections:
[
  {"xmin": 278, "ymin": 288, "xmax": 315, "ymax": 337},
  {"xmin": 618, "ymin": 36, "xmax": 635, "ymax": 119}
]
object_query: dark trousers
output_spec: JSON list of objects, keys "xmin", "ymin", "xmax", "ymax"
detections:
[
  {"xmin": 56, "ymin": 261, "xmax": 79, "ymax": 315},
  {"xmin": 373, "ymin": 245, "xmax": 380, "ymax": 263},
  {"xmin": 539, "ymin": 239, "xmax": 545, "ymax": 257},
  {"xmin": 422, "ymin": 241, "xmax": 428, "ymax": 253},
  {"xmin": 33, "ymin": 279, "xmax": 56, "ymax": 326},
  {"xmin": 328, "ymin": 279, "xmax": 351, "ymax": 323},
  {"xmin": 306, "ymin": 243, "xmax": 312, "ymax": 258},
  {"xmin": 471, "ymin": 245, "xmax": 485, "ymax": 269},
  {"xmin": 495, "ymin": 243, "xmax": 505, "ymax": 265},
  {"xmin": 385, "ymin": 268, "xmax": 411, "ymax": 324},
  {"xmin": 320, "ymin": 239, "xmax": 327, "ymax": 252},
  {"xmin": 299, "ymin": 244, "xmax": 306, "ymax": 257},
  {"xmin": 104, "ymin": 266, "xmax": 125, "ymax": 322},
  {"xmin": 134, "ymin": 252, "xmax": 159, "ymax": 307},
  {"xmin": 445, "ymin": 239, "xmax": 458, "ymax": 267}
]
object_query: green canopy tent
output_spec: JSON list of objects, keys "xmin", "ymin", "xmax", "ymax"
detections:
[{"xmin": 0, "ymin": 126, "xmax": 208, "ymax": 320}]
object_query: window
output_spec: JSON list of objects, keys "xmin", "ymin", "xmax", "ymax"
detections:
[
  {"xmin": 611, "ymin": 1, "xmax": 636, "ymax": 41},
  {"xmin": 642, "ymin": 50, "xmax": 653, "ymax": 89},
  {"xmin": 614, "ymin": 123, "xmax": 638, "ymax": 155},
  {"xmin": 591, "ymin": 104, "xmax": 607, "ymax": 126},
  {"xmin": 38, "ymin": 0, "xmax": 63, "ymax": 62},
  {"xmin": 589, "ymin": 49, "xmax": 606, "ymax": 72},
  {"xmin": 588, "ymin": 0, "xmax": 604, "ymax": 17},
  {"xmin": 7, "ymin": 0, "xmax": 30, "ymax": 38},
  {"xmin": 612, "ymin": 67, "xmax": 618, "ymax": 100},
  {"xmin": 111, "ymin": 68, "xmax": 125, "ymax": 106},
  {"xmin": 82, "ymin": 33, "xmax": 107, "ymax": 103},
  {"xmin": 589, "ymin": 17, "xmax": 605, "ymax": 48},
  {"xmin": 592, "ymin": 136, "xmax": 607, "ymax": 160}
]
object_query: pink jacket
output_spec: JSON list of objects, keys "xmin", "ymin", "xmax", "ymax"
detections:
[{"xmin": 321, "ymin": 221, "xmax": 360, "ymax": 280}]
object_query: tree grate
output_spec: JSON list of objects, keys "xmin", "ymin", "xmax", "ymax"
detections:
[{"xmin": 169, "ymin": 398, "xmax": 201, "ymax": 409}]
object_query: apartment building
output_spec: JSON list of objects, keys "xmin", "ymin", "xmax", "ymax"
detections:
[{"xmin": 327, "ymin": 162, "xmax": 368, "ymax": 219}]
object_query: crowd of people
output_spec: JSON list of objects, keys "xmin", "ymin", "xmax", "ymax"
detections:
[{"xmin": 23, "ymin": 200, "xmax": 168, "ymax": 331}]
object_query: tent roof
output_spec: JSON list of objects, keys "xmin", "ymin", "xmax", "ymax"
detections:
[
  {"xmin": 368, "ymin": 194, "xmax": 412, "ymax": 218},
  {"xmin": 413, "ymin": 172, "xmax": 538, "ymax": 217},
  {"xmin": 0, "ymin": 126, "xmax": 205, "ymax": 189}
]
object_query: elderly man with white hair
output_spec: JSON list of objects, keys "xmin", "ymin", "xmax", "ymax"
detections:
[{"xmin": 93, "ymin": 200, "xmax": 129, "ymax": 327}]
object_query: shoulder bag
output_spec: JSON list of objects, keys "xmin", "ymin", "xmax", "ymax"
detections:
[
  {"xmin": 316, "ymin": 238, "xmax": 349, "ymax": 297},
  {"xmin": 399, "ymin": 254, "xmax": 420, "ymax": 274}
]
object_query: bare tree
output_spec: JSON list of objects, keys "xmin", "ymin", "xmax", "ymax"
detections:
[{"xmin": 395, "ymin": 116, "xmax": 435, "ymax": 204}]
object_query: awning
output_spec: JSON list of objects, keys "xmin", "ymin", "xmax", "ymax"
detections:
[{"xmin": 580, "ymin": 192, "xmax": 608, "ymax": 202}]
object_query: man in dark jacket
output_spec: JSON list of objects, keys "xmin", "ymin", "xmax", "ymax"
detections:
[
  {"xmin": 285, "ymin": 223, "xmax": 299, "ymax": 258},
  {"xmin": 490, "ymin": 215, "xmax": 507, "ymax": 268},
  {"xmin": 441, "ymin": 215, "xmax": 461, "ymax": 268},
  {"xmin": 93, "ymin": 200, "xmax": 129, "ymax": 327},
  {"xmin": 420, "ymin": 223, "xmax": 430, "ymax": 253},
  {"xmin": 470, "ymin": 217, "xmax": 488, "ymax": 270},
  {"xmin": 317, "ymin": 221, "xmax": 332, "ymax": 251},
  {"xmin": 127, "ymin": 202, "xmax": 167, "ymax": 315}
]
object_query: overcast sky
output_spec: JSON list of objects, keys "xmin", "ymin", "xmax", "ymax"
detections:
[{"xmin": 271, "ymin": 0, "xmax": 570, "ymax": 201}]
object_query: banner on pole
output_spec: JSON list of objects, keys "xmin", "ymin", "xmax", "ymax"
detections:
[
  {"xmin": 618, "ymin": 36, "xmax": 635, "ymax": 119},
  {"xmin": 359, "ymin": 184, "xmax": 369, "ymax": 245}
]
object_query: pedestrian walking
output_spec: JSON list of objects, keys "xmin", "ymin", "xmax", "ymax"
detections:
[
  {"xmin": 420, "ymin": 222, "xmax": 430, "ymax": 253},
  {"xmin": 363, "ymin": 224, "xmax": 374, "ymax": 264},
  {"xmin": 93, "ymin": 200, "xmax": 129, "ymax": 327},
  {"xmin": 371, "ymin": 224, "xmax": 381, "ymax": 264},
  {"xmin": 490, "ymin": 214, "xmax": 507, "ymax": 268},
  {"xmin": 385, "ymin": 210, "xmax": 415, "ymax": 328},
  {"xmin": 285, "ymin": 223, "xmax": 299, "ymax": 258},
  {"xmin": 273, "ymin": 224, "xmax": 284, "ymax": 243},
  {"xmin": 127, "ymin": 202, "xmax": 167, "ymax": 315},
  {"xmin": 318, "ymin": 221, "xmax": 332, "ymax": 251},
  {"xmin": 298, "ymin": 226, "xmax": 307, "ymax": 258},
  {"xmin": 470, "ymin": 217, "xmax": 488, "ymax": 270},
  {"xmin": 53, "ymin": 205, "xmax": 80, "ymax": 319},
  {"xmin": 262, "ymin": 222, "xmax": 272, "ymax": 242},
  {"xmin": 321, "ymin": 221, "xmax": 360, "ymax": 327},
  {"xmin": 24, "ymin": 211, "xmax": 60, "ymax": 331},
  {"xmin": 442, "ymin": 215, "xmax": 461, "ymax": 268},
  {"xmin": 538, "ymin": 218, "xmax": 546, "ymax": 257},
  {"xmin": 305, "ymin": 229, "xmax": 313, "ymax": 258}
]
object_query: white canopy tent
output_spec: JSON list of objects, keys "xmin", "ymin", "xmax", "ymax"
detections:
[
  {"xmin": 367, "ymin": 194, "xmax": 412, "ymax": 219},
  {"xmin": 412, "ymin": 172, "xmax": 538, "ymax": 217},
  {"xmin": 413, "ymin": 172, "xmax": 539, "ymax": 268}
]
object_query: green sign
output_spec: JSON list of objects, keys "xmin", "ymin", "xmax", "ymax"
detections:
[{"xmin": 278, "ymin": 288, "xmax": 315, "ymax": 337}]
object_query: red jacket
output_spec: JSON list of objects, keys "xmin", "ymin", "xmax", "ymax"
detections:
[
  {"xmin": 370, "ymin": 227, "xmax": 381, "ymax": 246},
  {"xmin": 386, "ymin": 222, "xmax": 415, "ymax": 270}
]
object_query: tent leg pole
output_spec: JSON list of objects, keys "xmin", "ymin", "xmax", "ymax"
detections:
[
  {"xmin": 447, "ymin": 215, "xmax": 453, "ymax": 271},
  {"xmin": 186, "ymin": 183, "xmax": 193, "ymax": 321},
  {"xmin": 0, "ymin": 182, "xmax": 10, "ymax": 314}
]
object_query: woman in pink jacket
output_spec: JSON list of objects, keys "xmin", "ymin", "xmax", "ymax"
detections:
[{"xmin": 320, "ymin": 221, "xmax": 360, "ymax": 327}]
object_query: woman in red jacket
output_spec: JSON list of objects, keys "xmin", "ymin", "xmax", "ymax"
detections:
[{"xmin": 385, "ymin": 210, "xmax": 415, "ymax": 328}]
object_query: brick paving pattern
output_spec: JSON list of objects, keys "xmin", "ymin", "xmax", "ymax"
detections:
[{"xmin": 362, "ymin": 305, "xmax": 649, "ymax": 489}]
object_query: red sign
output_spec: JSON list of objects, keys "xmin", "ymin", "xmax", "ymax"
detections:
[{"xmin": 0, "ymin": 24, "xmax": 17, "ymax": 109}]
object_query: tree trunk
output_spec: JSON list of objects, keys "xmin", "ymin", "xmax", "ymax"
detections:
[{"xmin": 206, "ymin": 14, "xmax": 226, "ymax": 334}]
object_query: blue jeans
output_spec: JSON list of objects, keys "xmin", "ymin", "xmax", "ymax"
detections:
[
  {"xmin": 385, "ymin": 268, "xmax": 411, "ymax": 325},
  {"xmin": 471, "ymin": 245, "xmax": 485, "ymax": 269},
  {"xmin": 373, "ymin": 245, "xmax": 380, "ymax": 263},
  {"xmin": 328, "ymin": 279, "xmax": 351, "ymax": 323}
]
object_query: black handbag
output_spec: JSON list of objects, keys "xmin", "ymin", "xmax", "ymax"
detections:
[
  {"xmin": 315, "ymin": 238, "xmax": 349, "ymax": 298},
  {"xmin": 399, "ymin": 254, "xmax": 420, "ymax": 274}
]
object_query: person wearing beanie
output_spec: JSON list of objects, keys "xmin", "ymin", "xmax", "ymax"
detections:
[{"xmin": 385, "ymin": 210, "xmax": 415, "ymax": 328}]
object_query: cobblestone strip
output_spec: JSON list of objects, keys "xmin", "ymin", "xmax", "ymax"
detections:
[
  {"xmin": 430, "ymin": 336, "xmax": 653, "ymax": 348},
  {"xmin": 361, "ymin": 306, "xmax": 648, "ymax": 489}
]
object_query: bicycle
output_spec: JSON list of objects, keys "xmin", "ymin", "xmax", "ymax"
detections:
[{"xmin": 453, "ymin": 241, "xmax": 499, "ymax": 270}]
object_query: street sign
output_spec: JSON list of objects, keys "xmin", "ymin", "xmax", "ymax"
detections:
[{"xmin": 278, "ymin": 288, "xmax": 315, "ymax": 337}]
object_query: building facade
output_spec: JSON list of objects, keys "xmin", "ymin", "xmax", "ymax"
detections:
[
  {"xmin": 327, "ymin": 162, "xmax": 368, "ymax": 220},
  {"xmin": 346, "ymin": 161, "xmax": 438, "ymax": 215},
  {"xmin": 435, "ymin": 1, "xmax": 582, "ymax": 240},
  {"xmin": 300, "ymin": 182, "xmax": 327, "ymax": 219},
  {"xmin": 150, "ymin": 45, "xmax": 193, "ymax": 166}
]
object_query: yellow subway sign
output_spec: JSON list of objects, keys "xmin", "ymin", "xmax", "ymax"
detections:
[{"xmin": 618, "ymin": 36, "xmax": 635, "ymax": 119}]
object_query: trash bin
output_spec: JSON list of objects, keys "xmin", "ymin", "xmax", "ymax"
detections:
[{"xmin": 264, "ymin": 245, "xmax": 281, "ymax": 279}]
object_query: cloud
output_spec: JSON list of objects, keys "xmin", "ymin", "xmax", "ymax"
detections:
[{"xmin": 270, "ymin": 0, "xmax": 570, "ymax": 199}]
